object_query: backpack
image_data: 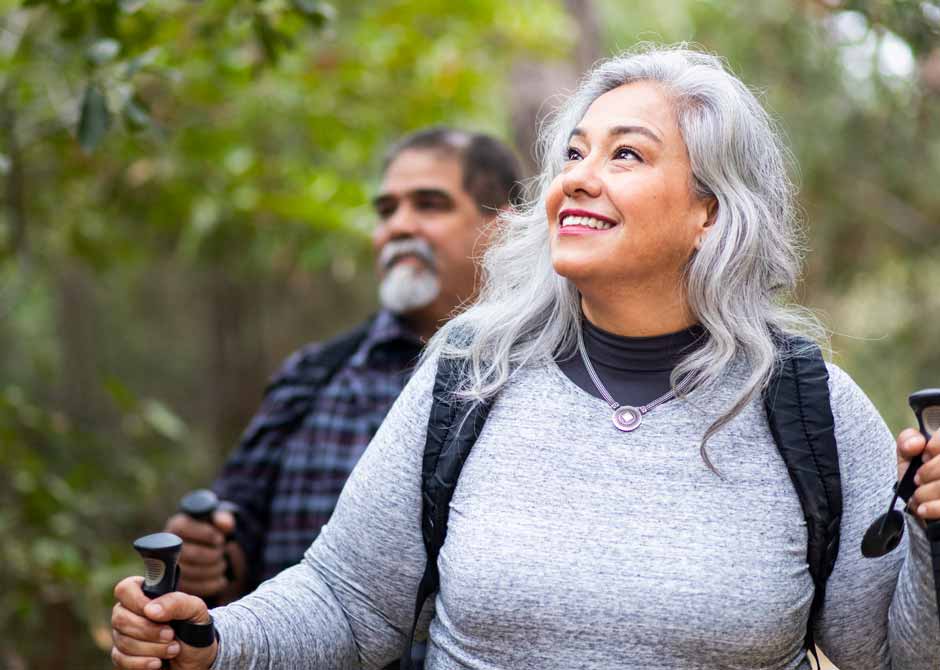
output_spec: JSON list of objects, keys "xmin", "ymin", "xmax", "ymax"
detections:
[
  {"xmin": 238, "ymin": 316, "xmax": 375, "ymax": 453},
  {"xmin": 400, "ymin": 334, "xmax": 841, "ymax": 670}
]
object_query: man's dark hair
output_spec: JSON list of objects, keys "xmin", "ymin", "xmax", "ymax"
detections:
[{"xmin": 383, "ymin": 127, "xmax": 523, "ymax": 212}]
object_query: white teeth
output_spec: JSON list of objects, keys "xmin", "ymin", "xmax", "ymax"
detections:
[{"xmin": 560, "ymin": 215, "xmax": 614, "ymax": 230}]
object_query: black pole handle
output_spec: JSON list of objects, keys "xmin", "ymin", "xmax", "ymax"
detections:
[
  {"xmin": 133, "ymin": 532, "xmax": 182, "ymax": 669},
  {"xmin": 132, "ymin": 532, "xmax": 218, "ymax": 664},
  {"xmin": 909, "ymin": 389, "xmax": 940, "ymax": 634},
  {"xmin": 862, "ymin": 390, "xmax": 940, "ymax": 559}
]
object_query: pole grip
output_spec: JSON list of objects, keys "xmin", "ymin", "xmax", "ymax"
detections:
[{"xmin": 134, "ymin": 533, "xmax": 183, "ymax": 669}]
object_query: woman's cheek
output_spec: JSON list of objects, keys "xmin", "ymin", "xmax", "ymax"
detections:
[{"xmin": 544, "ymin": 176, "xmax": 565, "ymax": 224}]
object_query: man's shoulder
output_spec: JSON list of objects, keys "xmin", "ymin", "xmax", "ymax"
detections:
[{"xmin": 269, "ymin": 317, "xmax": 377, "ymax": 393}]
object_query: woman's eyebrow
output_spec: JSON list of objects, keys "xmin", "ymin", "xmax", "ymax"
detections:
[{"xmin": 568, "ymin": 125, "xmax": 663, "ymax": 145}]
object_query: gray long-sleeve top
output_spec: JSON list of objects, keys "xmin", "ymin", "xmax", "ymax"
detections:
[{"xmin": 210, "ymin": 355, "xmax": 940, "ymax": 669}]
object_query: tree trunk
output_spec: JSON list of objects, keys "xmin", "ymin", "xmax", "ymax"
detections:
[{"xmin": 508, "ymin": 0, "xmax": 602, "ymax": 176}]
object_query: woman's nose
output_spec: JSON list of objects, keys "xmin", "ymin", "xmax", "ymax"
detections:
[{"xmin": 561, "ymin": 157, "xmax": 603, "ymax": 199}]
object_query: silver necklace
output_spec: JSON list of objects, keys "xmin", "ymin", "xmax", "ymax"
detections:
[{"xmin": 577, "ymin": 326, "xmax": 691, "ymax": 432}]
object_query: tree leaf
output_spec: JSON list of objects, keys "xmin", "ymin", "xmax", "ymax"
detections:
[
  {"xmin": 291, "ymin": 0, "xmax": 336, "ymax": 27},
  {"xmin": 119, "ymin": 0, "xmax": 148, "ymax": 13},
  {"xmin": 122, "ymin": 96, "xmax": 151, "ymax": 131},
  {"xmin": 77, "ymin": 84, "xmax": 111, "ymax": 153},
  {"xmin": 141, "ymin": 399, "xmax": 186, "ymax": 442},
  {"xmin": 103, "ymin": 376, "xmax": 138, "ymax": 413},
  {"xmin": 124, "ymin": 47, "xmax": 161, "ymax": 77},
  {"xmin": 85, "ymin": 38, "xmax": 122, "ymax": 65},
  {"xmin": 253, "ymin": 13, "xmax": 285, "ymax": 64}
]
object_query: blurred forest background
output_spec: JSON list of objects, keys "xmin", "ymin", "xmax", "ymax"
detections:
[{"xmin": 0, "ymin": 0, "xmax": 938, "ymax": 667}]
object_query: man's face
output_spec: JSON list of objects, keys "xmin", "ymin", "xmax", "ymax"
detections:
[{"xmin": 372, "ymin": 148, "xmax": 492, "ymax": 324}]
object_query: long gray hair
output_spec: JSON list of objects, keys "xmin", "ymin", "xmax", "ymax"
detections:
[{"xmin": 424, "ymin": 44, "xmax": 824, "ymax": 461}]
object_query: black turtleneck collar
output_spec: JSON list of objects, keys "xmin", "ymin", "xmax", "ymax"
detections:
[
  {"xmin": 556, "ymin": 319, "xmax": 707, "ymax": 407},
  {"xmin": 580, "ymin": 318, "xmax": 707, "ymax": 373}
]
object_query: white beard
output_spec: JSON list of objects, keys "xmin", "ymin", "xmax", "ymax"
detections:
[{"xmin": 378, "ymin": 261, "xmax": 441, "ymax": 315}]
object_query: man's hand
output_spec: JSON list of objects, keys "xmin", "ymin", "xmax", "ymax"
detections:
[
  {"xmin": 111, "ymin": 577, "xmax": 217, "ymax": 670},
  {"xmin": 897, "ymin": 428, "xmax": 940, "ymax": 522},
  {"xmin": 164, "ymin": 509, "xmax": 238, "ymax": 598}
]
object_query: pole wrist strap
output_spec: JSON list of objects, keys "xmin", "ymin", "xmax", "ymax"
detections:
[{"xmin": 171, "ymin": 615, "xmax": 217, "ymax": 648}]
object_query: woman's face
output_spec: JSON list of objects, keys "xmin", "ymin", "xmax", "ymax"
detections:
[{"xmin": 545, "ymin": 81, "xmax": 712, "ymax": 296}]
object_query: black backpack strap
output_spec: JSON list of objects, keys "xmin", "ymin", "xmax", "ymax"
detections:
[
  {"xmin": 219, "ymin": 317, "xmax": 375, "ymax": 589},
  {"xmin": 238, "ymin": 316, "xmax": 375, "ymax": 451},
  {"xmin": 401, "ymin": 335, "xmax": 840, "ymax": 669},
  {"xmin": 763, "ymin": 334, "xmax": 841, "ymax": 667},
  {"xmin": 400, "ymin": 355, "xmax": 494, "ymax": 670}
]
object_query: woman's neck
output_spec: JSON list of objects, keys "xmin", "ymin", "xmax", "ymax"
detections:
[{"xmin": 580, "ymin": 289, "xmax": 697, "ymax": 337}]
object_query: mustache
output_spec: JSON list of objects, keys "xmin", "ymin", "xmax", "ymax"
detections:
[{"xmin": 378, "ymin": 238, "xmax": 437, "ymax": 273}]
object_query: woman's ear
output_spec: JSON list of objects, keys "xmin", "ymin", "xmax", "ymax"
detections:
[
  {"xmin": 703, "ymin": 195, "xmax": 718, "ymax": 228},
  {"xmin": 694, "ymin": 196, "xmax": 718, "ymax": 250}
]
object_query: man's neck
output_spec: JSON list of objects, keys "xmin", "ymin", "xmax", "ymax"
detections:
[{"xmin": 398, "ymin": 305, "xmax": 445, "ymax": 342}]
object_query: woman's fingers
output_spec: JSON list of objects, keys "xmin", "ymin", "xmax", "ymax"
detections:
[
  {"xmin": 897, "ymin": 428, "xmax": 926, "ymax": 479},
  {"xmin": 111, "ymin": 575, "xmax": 216, "ymax": 669},
  {"xmin": 903, "ymin": 432, "xmax": 940, "ymax": 521},
  {"xmin": 141, "ymin": 591, "xmax": 212, "ymax": 625},
  {"xmin": 112, "ymin": 627, "xmax": 180, "ymax": 661},
  {"xmin": 111, "ymin": 587, "xmax": 178, "ymax": 670},
  {"xmin": 915, "ymin": 435, "xmax": 940, "ymax": 484},
  {"xmin": 112, "ymin": 602, "xmax": 173, "ymax": 644},
  {"xmin": 912, "ymin": 479, "xmax": 940, "ymax": 518},
  {"xmin": 111, "ymin": 644, "xmax": 164, "ymax": 670},
  {"xmin": 110, "ymin": 600, "xmax": 179, "ymax": 670}
]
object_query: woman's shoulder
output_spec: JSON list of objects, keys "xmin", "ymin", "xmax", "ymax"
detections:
[
  {"xmin": 823, "ymin": 361, "xmax": 875, "ymax": 414},
  {"xmin": 823, "ymin": 361, "xmax": 896, "ymax": 464}
]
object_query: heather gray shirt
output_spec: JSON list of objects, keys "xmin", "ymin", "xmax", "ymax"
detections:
[{"xmin": 211, "ymin": 355, "xmax": 940, "ymax": 669}]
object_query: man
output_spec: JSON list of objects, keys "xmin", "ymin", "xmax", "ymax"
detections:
[{"xmin": 164, "ymin": 127, "xmax": 521, "ymax": 604}]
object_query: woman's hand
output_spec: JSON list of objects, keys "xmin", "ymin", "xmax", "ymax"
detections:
[
  {"xmin": 897, "ymin": 428, "xmax": 940, "ymax": 523},
  {"xmin": 111, "ymin": 576, "xmax": 218, "ymax": 670}
]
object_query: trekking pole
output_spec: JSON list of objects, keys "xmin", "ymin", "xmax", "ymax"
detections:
[
  {"xmin": 133, "ymin": 532, "xmax": 183, "ymax": 670},
  {"xmin": 862, "ymin": 390, "xmax": 940, "ymax": 633},
  {"xmin": 179, "ymin": 489, "xmax": 237, "ymax": 605},
  {"xmin": 908, "ymin": 389, "xmax": 940, "ymax": 632},
  {"xmin": 133, "ymin": 532, "xmax": 219, "ymax": 665},
  {"xmin": 179, "ymin": 489, "xmax": 220, "ymax": 525}
]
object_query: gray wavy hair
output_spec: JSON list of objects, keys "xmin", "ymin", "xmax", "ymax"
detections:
[{"xmin": 424, "ymin": 44, "xmax": 824, "ymax": 463}]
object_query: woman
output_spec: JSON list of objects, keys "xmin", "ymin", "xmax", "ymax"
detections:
[{"xmin": 111, "ymin": 45, "xmax": 940, "ymax": 669}]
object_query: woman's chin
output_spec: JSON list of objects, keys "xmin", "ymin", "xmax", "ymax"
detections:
[{"xmin": 550, "ymin": 254, "xmax": 602, "ymax": 284}]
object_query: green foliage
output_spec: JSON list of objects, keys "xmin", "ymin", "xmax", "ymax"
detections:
[
  {"xmin": 594, "ymin": 0, "xmax": 940, "ymax": 429},
  {"xmin": 2, "ymin": 0, "xmax": 939, "ymax": 666},
  {"xmin": 0, "ymin": 377, "xmax": 199, "ymax": 665},
  {"xmin": 1, "ymin": 0, "xmax": 572, "ymax": 666}
]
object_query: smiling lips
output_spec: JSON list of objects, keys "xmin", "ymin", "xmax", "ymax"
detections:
[{"xmin": 558, "ymin": 209, "xmax": 618, "ymax": 235}]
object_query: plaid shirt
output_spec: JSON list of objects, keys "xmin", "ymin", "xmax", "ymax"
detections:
[{"xmin": 214, "ymin": 310, "xmax": 423, "ymax": 587}]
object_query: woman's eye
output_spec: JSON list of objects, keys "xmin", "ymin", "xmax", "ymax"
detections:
[
  {"xmin": 614, "ymin": 147, "xmax": 641, "ymax": 162},
  {"xmin": 565, "ymin": 147, "xmax": 582, "ymax": 161}
]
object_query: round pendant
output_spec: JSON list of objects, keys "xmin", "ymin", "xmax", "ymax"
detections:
[{"xmin": 612, "ymin": 405, "xmax": 642, "ymax": 432}]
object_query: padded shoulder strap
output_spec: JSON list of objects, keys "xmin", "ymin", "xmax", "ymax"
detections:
[
  {"xmin": 400, "ymin": 355, "xmax": 494, "ymax": 670},
  {"xmin": 238, "ymin": 316, "xmax": 374, "ymax": 451},
  {"xmin": 763, "ymin": 334, "xmax": 841, "ymax": 664},
  {"xmin": 264, "ymin": 316, "xmax": 375, "ymax": 397}
]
